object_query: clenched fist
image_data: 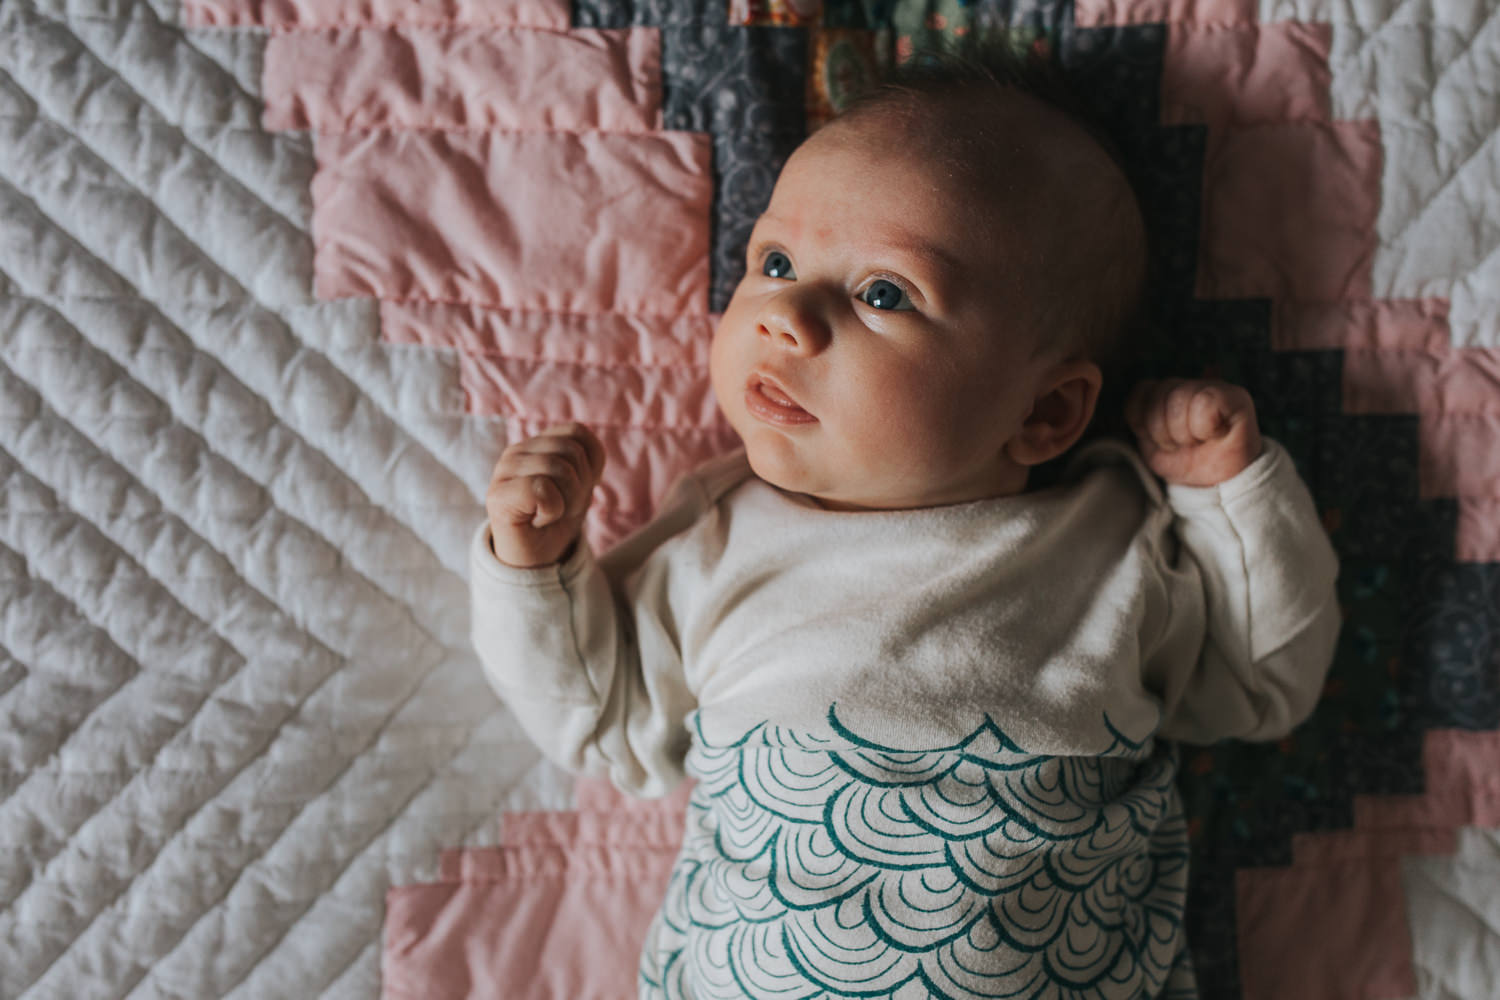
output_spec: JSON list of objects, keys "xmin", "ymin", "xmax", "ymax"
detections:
[
  {"xmin": 486, "ymin": 423, "xmax": 607, "ymax": 568},
  {"xmin": 1125, "ymin": 379, "xmax": 1264, "ymax": 488}
]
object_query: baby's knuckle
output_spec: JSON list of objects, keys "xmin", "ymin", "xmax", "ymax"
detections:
[
  {"xmin": 546, "ymin": 457, "xmax": 580, "ymax": 482},
  {"xmin": 560, "ymin": 437, "xmax": 588, "ymax": 467}
]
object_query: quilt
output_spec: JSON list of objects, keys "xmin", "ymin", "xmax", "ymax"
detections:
[{"xmin": 2, "ymin": 0, "xmax": 1498, "ymax": 997}]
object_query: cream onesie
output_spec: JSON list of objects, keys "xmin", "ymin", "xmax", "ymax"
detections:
[{"xmin": 469, "ymin": 437, "xmax": 1341, "ymax": 1000}]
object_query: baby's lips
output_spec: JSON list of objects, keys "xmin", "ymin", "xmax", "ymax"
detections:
[{"xmin": 747, "ymin": 370, "xmax": 812, "ymax": 414}]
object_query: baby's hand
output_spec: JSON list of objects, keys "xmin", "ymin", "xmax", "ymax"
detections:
[
  {"xmin": 486, "ymin": 423, "xmax": 607, "ymax": 568},
  {"xmin": 1125, "ymin": 379, "xmax": 1264, "ymax": 487}
]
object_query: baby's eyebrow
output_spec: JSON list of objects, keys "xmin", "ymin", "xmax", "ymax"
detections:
[{"xmin": 875, "ymin": 234, "xmax": 963, "ymax": 277}]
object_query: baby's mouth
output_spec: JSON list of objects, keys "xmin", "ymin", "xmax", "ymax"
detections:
[{"xmin": 745, "ymin": 373, "xmax": 817, "ymax": 425}]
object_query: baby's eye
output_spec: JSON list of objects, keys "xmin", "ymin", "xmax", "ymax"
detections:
[
  {"xmin": 860, "ymin": 279, "xmax": 913, "ymax": 311},
  {"xmin": 761, "ymin": 251, "xmax": 795, "ymax": 280}
]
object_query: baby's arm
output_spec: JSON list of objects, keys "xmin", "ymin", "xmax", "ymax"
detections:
[
  {"xmin": 471, "ymin": 423, "xmax": 701, "ymax": 797},
  {"xmin": 1128, "ymin": 380, "xmax": 1341, "ymax": 744}
]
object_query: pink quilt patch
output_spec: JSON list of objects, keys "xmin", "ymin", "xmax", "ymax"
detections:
[
  {"xmin": 183, "ymin": 1, "xmax": 722, "ymax": 993},
  {"xmin": 383, "ymin": 783, "xmax": 688, "ymax": 999}
]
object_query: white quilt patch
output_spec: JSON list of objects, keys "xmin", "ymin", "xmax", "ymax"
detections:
[
  {"xmin": 0, "ymin": 2, "xmax": 575, "ymax": 997},
  {"xmin": 1267, "ymin": 0, "xmax": 1500, "ymax": 347}
]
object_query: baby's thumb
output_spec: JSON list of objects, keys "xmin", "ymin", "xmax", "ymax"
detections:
[{"xmin": 528, "ymin": 477, "xmax": 568, "ymax": 528}]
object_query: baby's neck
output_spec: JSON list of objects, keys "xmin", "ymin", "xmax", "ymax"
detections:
[{"xmin": 798, "ymin": 471, "xmax": 1034, "ymax": 513}]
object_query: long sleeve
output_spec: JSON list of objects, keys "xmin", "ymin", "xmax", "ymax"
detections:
[
  {"xmin": 1145, "ymin": 440, "xmax": 1341, "ymax": 744},
  {"xmin": 468, "ymin": 469, "xmax": 720, "ymax": 798}
]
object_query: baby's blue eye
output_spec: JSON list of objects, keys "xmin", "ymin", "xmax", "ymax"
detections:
[
  {"xmin": 861, "ymin": 279, "xmax": 911, "ymax": 311},
  {"xmin": 762, "ymin": 251, "xmax": 795, "ymax": 279}
]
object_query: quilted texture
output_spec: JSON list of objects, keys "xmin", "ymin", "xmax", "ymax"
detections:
[
  {"xmin": 0, "ymin": 1, "xmax": 564, "ymax": 996},
  {"xmin": 4, "ymin": 0, "xmax": 1500, "ymax": 998}
]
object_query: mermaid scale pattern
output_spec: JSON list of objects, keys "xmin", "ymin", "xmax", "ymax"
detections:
[{"xmin": 640, "ymin": 708, "xmax": 1193, "ymax": 999}]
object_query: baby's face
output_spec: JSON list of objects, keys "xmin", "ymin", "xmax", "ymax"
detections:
[{"xmin": 710, "ymin": 117, "xmax": 1062, "ymax": 510}]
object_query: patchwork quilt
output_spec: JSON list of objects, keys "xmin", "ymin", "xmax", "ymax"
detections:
[{"xmin": 3, "ymin": 0, "xmax": 1498, "ymax": 997}]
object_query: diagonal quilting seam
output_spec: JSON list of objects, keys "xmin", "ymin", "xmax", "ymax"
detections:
[
  {"xmin": 0, "ymin": 56, "xmax": 487, "ymax": 530},
  {"xmin": 15, "ymin": 5, "xmax": 270, "ymax": 106},
  {"xmin": 0, "ymin": 527, "xmax": 146, "ymax": 813},
  {"xmin": 0, "ymin": 79, "xmax": 472, "ymax": 585},
  {"xmin": 0, "ymin": 289, "xmax": 451, "ymax": 995},
  {"xmin": 1, "ymin": 311, "xmax": 474, "ymax": 999},
  {"xmin": 19, "ymin": 1, "xmax": 518, "ymax": 497},
  {"xmin": 0, "ymin": 290, "xmax": 440, "ymax": 664},
  {"xmin": 1, "ymin": 429, "xmax": 441, "ymax": 999},
  {"xmin": 1325, "ymin": 4, "xmax": 1496, "ymax": 129},
  {"xmin": 149, "ymin": 1, "xmax": 269, "ymax": 114},
  {"xmin": 205, "ymin": 702, "xmax": 462, "ymax": 999},
  {"xmin": 1422, "ymin": 25, "xmax": 1493, "ymax": 123},
  {"xmin": 129, "ymin": 656, "xmax": 471, "ymax": 998},
  {"xmin": 0, "ymin": 640, "xmax": 27, "ymax": 703},
  {"xmin": 0, "ymin": 466, "xmax": 156, "ymax": 699},
  {"xmin": 172, "ymin": 731, "xmax": 560, "ymax": 998},
  {"xmin": 1374, "ymin": 123, "xmax": 1500, "ymax": 245},
  {"xmin": 1354, "ymin": 29, "xmax": 1500, "ymax": 248},
  {"xmin": 1332, "ymin": 17, "xmax": 1428, "ymax": 116},
  {"xmin": 0, "ymin": 458, "xmax": 228, "ymax": 917},
  {"xmin": 1436, "ymin": 197, "xmax": 1500, "ymax": 280},
  {"xmin": 0, "ymin": 200, "xmax": 447, "ymax": 652},
  {"xmin": 202, "ymin": 666, "xmax": 559, "ymax": 999},
  {"xmin": 21, "ymin": 3, "xmax": 307, "ymax": 235},
  {"xmin": 322, "ymin": 938, "xmax": 381, "ymax": 997},
  {"xmin": 0, "ymin": 386, "xmax": 305, "ymax": 916}
]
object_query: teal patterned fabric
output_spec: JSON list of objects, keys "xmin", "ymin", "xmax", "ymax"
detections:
[{"xmin": 640, "ymin": 708, "xmax": 1197, "ymax": 998}]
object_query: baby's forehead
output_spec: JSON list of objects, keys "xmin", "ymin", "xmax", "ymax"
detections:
[
  {"xmin": 793, "ymin": 105, "xmax": 1080, "ymax": 246},
  {"xmin": 841, "ymin": 86, "xmax": 1109, "ymax": 190}
]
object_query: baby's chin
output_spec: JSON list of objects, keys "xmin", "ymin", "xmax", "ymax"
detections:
[
  {"xmin": 745, "ymin": 440, "xmax": 1028, "ymax": 511},
  {"xmin": 742, "ymin": 446, "xmax": 897, "ymax": 511},
  {"xmin": 742, "ymin": 443, "xmax": 816, "ymax": 495}
]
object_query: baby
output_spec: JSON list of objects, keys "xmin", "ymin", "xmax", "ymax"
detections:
[{"xmin": 470, "ymin": 49, "xmax": 1340, "ymax": 1000}]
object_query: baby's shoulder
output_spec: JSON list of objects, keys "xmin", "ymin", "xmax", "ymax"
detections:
[{"xmin": 1064, "ymin": 438, "xmax": 1167, "ymax": 509}]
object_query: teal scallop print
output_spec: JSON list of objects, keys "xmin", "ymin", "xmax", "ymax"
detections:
[{"xmin": 640, "ymin": 707, "xmax": 1194, "ymax": 999}]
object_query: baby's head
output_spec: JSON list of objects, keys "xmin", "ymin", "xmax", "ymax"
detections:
[{"xmin": 709, "ymin": 43, "xmax": 1148, "ymax": 511}]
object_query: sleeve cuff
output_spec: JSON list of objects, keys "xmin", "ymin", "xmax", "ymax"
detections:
[
  {"xmin": 469, "ymin": 520, "xmax": 594, "ymax": 589},
  {"xmin": 1163, "ymin": 439, "xmax": 1290, "ymax": 513}
]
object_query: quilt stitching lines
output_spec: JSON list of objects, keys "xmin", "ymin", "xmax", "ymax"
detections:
[
  {"xmin": 4, "ymin": 386, "xmax": 480, "ymax": 1000},
  {"xmin": 0, "ymin": 517, "xmax": 147, "ymax": 821},
  {"xmin": 194, "ymin": 729, "xmax": 461, "ymax": 999},
  {"xmin": 0, "ymin": 449, "xmax": 243, "ymax": 908},
  {"xmin": 0, "ymin": 69, "xmax": 479, "ymax": 576},
  {"xmin": 7, "ymin": 11, "xmax": 497, "ymax": 515},
  {"xmin": 20, "ymin": 4, "xmax": 308, "ymax": 239},
  {"xmin": 2, "ymin": 294, "xmax": 442, "ymax": 647},
  {"xmin": 1374, "ymin": 83, "xmax": 1500, "ymax": 255},
  {"xmin": 0, "ymin": 643, "xmax": 27, "ymax": 704},
  {"xmin": 0, "ymin": 380, "xmax": 351, "ymax": 997},
  {"xmin": 0, "ymin": 197, "xmax": 468, "ymax": 1000},
  {"xmin": 0, "ymin": 180, "xmax": 458, "ymax": 623}
]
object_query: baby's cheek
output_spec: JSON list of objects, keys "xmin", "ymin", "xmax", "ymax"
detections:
[{"xmin": 707, "ymin": 326, "xmax": 742, "ymax": 411}]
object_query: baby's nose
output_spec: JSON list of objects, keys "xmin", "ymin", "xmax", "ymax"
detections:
[
  {"xmin": 757, "ymin": 320, "xmax": 801, "ymax": 348},
  {"xmin": 756, "ymin": 294, "xmax": 829, "ymax": 354}
]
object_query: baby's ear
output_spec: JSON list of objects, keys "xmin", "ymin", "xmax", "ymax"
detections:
[{"xmin": 1004, "ymin": 359, "xmax": 1102, "ymax": 467}]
